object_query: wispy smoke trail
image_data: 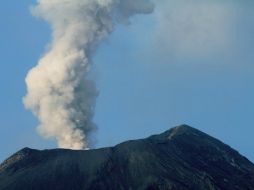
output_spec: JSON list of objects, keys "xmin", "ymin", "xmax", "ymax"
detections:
[{"xmin": 24, "ymin": 0, "xmax": 154, "ymax": 149}]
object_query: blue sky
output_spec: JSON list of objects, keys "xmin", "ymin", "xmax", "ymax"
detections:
[{"xmin": 0, "ymin": 0, "xmax": 254, "ymax": 162}]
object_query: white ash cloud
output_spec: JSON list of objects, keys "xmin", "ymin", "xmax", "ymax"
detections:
[
  {"xmin": 152, "ymin": 0, "xmax": 237, "ymax": 57},
  {"xmin": 23, "ymin": 0, "xmax": 154, "ymax": 150}
]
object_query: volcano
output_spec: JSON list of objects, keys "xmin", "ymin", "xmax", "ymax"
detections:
[{"xmin": 1, "ymin": 125, "xmax": 254, "ymax": 190}]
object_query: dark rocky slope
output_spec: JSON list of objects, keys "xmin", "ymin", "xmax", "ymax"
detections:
[{"xmin": 1, "ymin": 125, "xmax": 254, "ymax": 190}]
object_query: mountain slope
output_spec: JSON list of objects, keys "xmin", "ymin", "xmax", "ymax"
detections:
[{"xmin": 1, "ymin": 125, "xmax": 254, "ymax": 190}]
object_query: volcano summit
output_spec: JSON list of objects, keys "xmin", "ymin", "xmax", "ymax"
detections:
[{"xmin": 1, "ymin": 125, "xmax": 254, "ymax": 190}]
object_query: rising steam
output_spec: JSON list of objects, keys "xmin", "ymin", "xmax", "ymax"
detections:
[{"xmin": 23, "ymin": 0, "xmax": 154, "ymax": 149}]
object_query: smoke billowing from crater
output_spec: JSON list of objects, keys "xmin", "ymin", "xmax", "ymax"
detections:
[{"xmin": 23, "ymin": 0, "xmax": 154, "ymax": 149}]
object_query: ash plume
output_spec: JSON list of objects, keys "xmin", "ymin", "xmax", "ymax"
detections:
[{"xmin": 23, "ymin": 0, "xmax": 154, "ymax": 150}]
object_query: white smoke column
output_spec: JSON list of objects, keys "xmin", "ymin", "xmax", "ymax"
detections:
[{"xmin": 24, "ymin": 0, "xmax": 154, "ymax": 149}]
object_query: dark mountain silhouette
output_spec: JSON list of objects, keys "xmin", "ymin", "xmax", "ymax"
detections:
[{"xmin": 1, "ymin": 125, "xmax": 254, "ymax": 190}]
